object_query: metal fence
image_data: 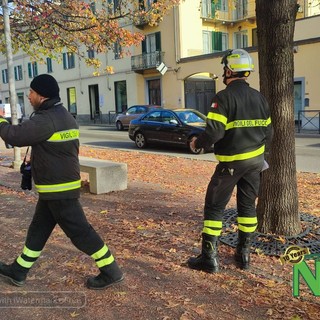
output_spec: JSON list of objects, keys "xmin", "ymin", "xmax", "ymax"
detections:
[{"xmin": 297, "ymin": 110, "xmax": 320, "ymax": 134}]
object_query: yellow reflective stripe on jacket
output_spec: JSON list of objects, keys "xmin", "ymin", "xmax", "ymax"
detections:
[
  {"xmin": 204, "ymin": 220, "xmax": 223, "ymax": 228},
  {"xmin": 16, "ymin": 256, "xmax": 35, "ymax": 269},
  {"xmin": 215, "ymin": 145, "xmax": 265, "ymax": 162},
  {"xmin": 47, "ymin": 129, "xmax": 79, "ymax": 142},
  {"xmin": 91, "ymin": 245, "xmax": 109, "ymax": 260},
  {"xmin": 96, "ymin": 255, "xmax": 115, "ymax": 268},
  {"xmin": 226, "ymin": 117, "xmax": 271, "ymax": 130},
  {"xmin": 0, "ymin": 118, "xmax": 9, "ymax": 124},
  {"xmin": 35, "ymin": 180, "xmax": 81, "ymax": 193},
  {"xmin": 207, "ymin": 112, "xmax": 228, "ymax": 126},
  {"xmin": 22, "ymin": 245, "xmax": 41, "ymax": 258}
]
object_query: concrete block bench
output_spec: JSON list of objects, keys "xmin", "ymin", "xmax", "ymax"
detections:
[{"xmin": 79, "ymin": 156, "xmax": 127, "ymax": 194}]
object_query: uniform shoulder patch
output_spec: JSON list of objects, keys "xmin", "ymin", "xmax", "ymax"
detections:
[{"xmin": 211, "ymin": 102, "xmax": 218, "ymax": 109}]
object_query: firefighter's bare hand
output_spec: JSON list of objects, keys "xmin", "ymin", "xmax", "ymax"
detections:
[{"xmin": 190, "ymin": 136, "xmax": 197, "ymax": 150}]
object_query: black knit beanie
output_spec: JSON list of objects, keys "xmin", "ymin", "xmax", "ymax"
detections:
[{"xmin": 30, "ymin": 74, "xmax": 60, "ymax": 99}]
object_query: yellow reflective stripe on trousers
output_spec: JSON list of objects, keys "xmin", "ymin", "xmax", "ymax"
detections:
[
  {"xmin": 237, "ymin": 217, "xmax": 258, "ymax": 225},
  {"xmin": 47, "ymin": 129, "xmax": 80, "ymax": 142},
  {"xmin": 204, "ymin": 220, "xmax": 223, "ymax": 228},
  {"xmin": 238, "ymin": 224, "xmax": 257, "ymax": 233},
  {"xmin": 91, "ymin": 245, "xmax": 109, "ymax": 260},
  {"xmin": 215, "ymin": 145, "xmax": 265, "ymax": 162},
  {"xmin": 96, "ymin": 255, "xmax": 115, "ymax": 268},
  {"xmin": 202, "ymin": 227, "xmax": 222, "ymax": 236},
  {"xmin": 226, "ymin": 117, "xmax": 271, "ymax": 130},
  {"xmin": 207, "ymin": 112, "xmax": 228, "ymax": 126},
  {"xmin": 16, "ymin": 256, "xmax": 35, "ymax": 269},
  {"xmin": 23, "ymin": 245, "xmax": 41, "ymax": 258},
  {"xmin": 35, "ymin": 180, "xmax": 81, "ymax": 193}
]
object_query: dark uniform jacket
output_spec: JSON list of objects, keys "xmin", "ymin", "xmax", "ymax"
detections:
[
  {"xmin": 0, "ymin": 98, "xmax": 80, "ymax": 200},
  {"xmin": 196, "ymin": 79, "xmax": 272, "ymax": 167}
]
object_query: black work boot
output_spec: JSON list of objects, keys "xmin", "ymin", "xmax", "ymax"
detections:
[
  {"xmin": 0, "ymin": 261, "xmax": 28, "ymax": 287},
  {"xmin": 234, "ymin": 231, "xmax": 254, "ymax": 270},
  {"xmin": 86, "ymin": 261, "xmax": 124, "ymax": 290},
  {"xmin": 187, "ymin": 234, "xmax": 219, "ymax": 273}
]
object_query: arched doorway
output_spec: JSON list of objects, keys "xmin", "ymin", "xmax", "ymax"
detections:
[{"xmin": 184, "ymin": 73, "xmax": 216, "ymax": 115}]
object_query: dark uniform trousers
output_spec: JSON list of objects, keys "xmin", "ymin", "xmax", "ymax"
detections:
[
  {"xmin": 16, "ymin": 198, "xmax": 111, "ymax": 272},
  {"xmin": 203, "ymin": 161, "xmax": 263, "ymax": 236}
]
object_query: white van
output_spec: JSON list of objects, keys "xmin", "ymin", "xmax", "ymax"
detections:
[{"xmin": 0, "ymin": 103, "xmax": 23, "ymax": 123}]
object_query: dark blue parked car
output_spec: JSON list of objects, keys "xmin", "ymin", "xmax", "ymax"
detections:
[{"xmin": 128, "ymin": 108, "xmax": 212, "ymax": 154}]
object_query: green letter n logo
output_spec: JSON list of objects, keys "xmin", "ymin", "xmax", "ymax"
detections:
[{"xmin": 293, "ymin": 254, "xmax": 320, "ymax": 297}]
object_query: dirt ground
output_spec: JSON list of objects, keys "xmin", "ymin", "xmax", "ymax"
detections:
[{"xmin": 0, "ymin": 145, "xmax": 319, "ymax": 320}]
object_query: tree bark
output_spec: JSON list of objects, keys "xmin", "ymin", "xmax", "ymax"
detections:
[{"xmin": 256, "ymin": 0, "xmax": 301, "ymax": 236}]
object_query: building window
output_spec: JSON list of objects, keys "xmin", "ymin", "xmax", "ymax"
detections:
[
  {"xmin": 234, "ymin": 31, "xmax": 248, "ymax": 49},
  {"xmin": 90, "ymin": 1, "xmax": 96, "ymax": 14},
  {"xmin": 63, "ymin": 52, "xmax": 75, "ymax": 70},
  {"xmin": 14, "ymin": 65, "xmax": 23, "ymax": 81},
  {"xmin": 139, "ymin": 0, "xmax": 157, "ymax": 10},
  {"xmin": 87, "ymin": 49, "xmax": 95, "ymax": 59},
  {"xmin": 142, "ymin": 32, "xmax": 161, "ymax": 54},
  {"xmin": 203, "ymin": 31, "xmax": 228, "ymax": 54},
  {"xmin": 46, "ymin": 58, "xmax": 53, "ymax": 73},
  {"xmin": 114, "ymin": 41, "xmax": 122, "ymax": 59},
  {"xmin": 234, "ymin": 0, "xmax": 248, "ymax": 20},
  {"xmin": 28, "ymin": 62, "xmax": 38, "ymax": 78},
  {"xmin": 108, "ymin": 0, "xmax": 120, "ymax": 14},
  {"xmin": 2, "ymin": 69, "xmax": 8, "ymax": 84}
]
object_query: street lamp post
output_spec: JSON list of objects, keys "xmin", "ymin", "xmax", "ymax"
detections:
[{"xmin": 2, "ymin": 0, "xmax": 21, "ymax": 169}]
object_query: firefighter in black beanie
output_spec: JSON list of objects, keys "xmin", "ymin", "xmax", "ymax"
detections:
[{"xmin": 0, "ymin": 74, "xmax": 123, "ymax": 289}]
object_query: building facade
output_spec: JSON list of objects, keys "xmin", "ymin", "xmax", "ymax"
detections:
[{"xmin": 0, "ymin": 0, "xmax": 319, "ymax": 126}]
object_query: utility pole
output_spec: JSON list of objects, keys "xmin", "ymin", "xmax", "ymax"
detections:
[{"xmin": 2, "ymin": 0, "xmax": 21, "ymax": 169}]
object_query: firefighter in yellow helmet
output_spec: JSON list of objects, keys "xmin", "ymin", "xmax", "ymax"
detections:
[
  {"xmin": 187, "ymin": 49, "xmax": 272, "ymax": 272},
  {"xmin": 0, "ymin": 74, "xmax": 123, "ymax": 289}
]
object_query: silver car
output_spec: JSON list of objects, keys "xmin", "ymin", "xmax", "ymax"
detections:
[{"xmin": 115, "ymin": 105, "xmax": 162, "ymax": 130}]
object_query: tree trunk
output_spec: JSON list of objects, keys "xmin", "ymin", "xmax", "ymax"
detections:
[{"xmin": 256, "ymin": 0, "xmax": 301, "ymax": 236}]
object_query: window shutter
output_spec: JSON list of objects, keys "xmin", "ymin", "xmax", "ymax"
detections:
[
  {"xmin": 139, "ymin": 0, "xmax": 144, "ymax": 10},
  {"xmin": 28, "ymin": 63, "xmax": 32, "ymax": 78},
  {"xmin": 34, "ymin": 62, "xmax": 38, "ymax": 76},
  {"xmin": 155, "ymin": 32, "xmax": 161, "ymax": 51},
  {"xmin": 212, "ymin": 31, "xmax": 222, "ymax": 52},
  {"xmin": 63, "ymin": 53, "xmax": 67, "ymax": 69},
  {"xmin": 142, "ymin": 39, "xmax": 146, "ymax": 54}
]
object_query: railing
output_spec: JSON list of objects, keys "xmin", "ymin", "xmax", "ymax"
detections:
[
  {"xmin": 297, "ymin": 110, "xmax": 320, "ymax": 133},
  {"xmin": 131, "ymin": 51, "xmax": 164, "ymax": 71}
]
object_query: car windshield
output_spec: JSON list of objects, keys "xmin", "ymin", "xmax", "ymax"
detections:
[{"xmin": 176, "ymin": 111, "xmax": 206, "ymax": 124}]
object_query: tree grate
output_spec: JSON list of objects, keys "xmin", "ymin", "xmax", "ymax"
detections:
[{"xmin": 220, "ymin": 208, "xmax": 320, "ymax": 256}]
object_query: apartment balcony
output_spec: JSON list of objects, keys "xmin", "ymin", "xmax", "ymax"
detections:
[
  {"xmin": 133, "ymin": 16, "xmax": 149, "ymax": 29},
  {"xmin": 201, "ymin": 10, "xmax": 256, "ymax": 25},
  {"xmin": 200, "ymin": 0, "xmax": 256, "ymax": 25},
  {"xmin": 131, "ymin": 51, "xmax": 165, "ymax": 73}
]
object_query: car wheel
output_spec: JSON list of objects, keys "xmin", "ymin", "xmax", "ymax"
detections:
[
  {"xmin": 135, "ymin": 132, "xmax": 147, "ymax": 149},
  {"xmin": 116, "ymin": 121, "xmax": 124, "ymax": 131},
  {"xmin": 188, "ymin": 136, "xmax": 204, "ymax": 154}
]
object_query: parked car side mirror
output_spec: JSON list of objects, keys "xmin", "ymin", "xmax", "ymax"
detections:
[{"xmin": 169, "ymin": 119, "xmax": 179, "ymax": 125}]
